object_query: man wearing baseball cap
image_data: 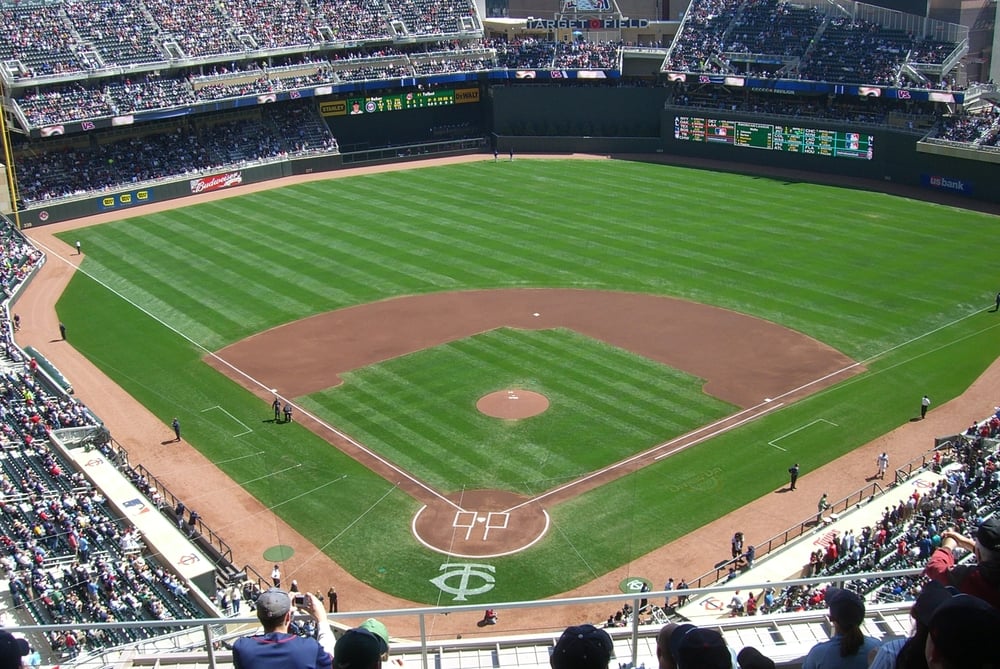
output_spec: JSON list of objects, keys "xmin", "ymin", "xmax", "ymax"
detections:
[
  {"xmin": 232, "ymin": 589, "xmax": 334, "ymax": 669},
  {"xmin": 668, "ymin": 624, "xmax": 733, "ymax": 669},
  {"xmin": 333, "ymin": 623, "xmax": 388, "ymax": 669},
  {"xmin": 550, "ymin": 624, "xmax": 614, "ymax": 669},
  {"xmin": 0, "ymin": 630, "xmax": 29, "ymax": 669},
  {"xmin": 924, "ymin": 516, "xmax": 1000, "ymax": 609},
  {"xmin": 924, "ymin": 591, "xmax": 1000, "ymax": 669}
]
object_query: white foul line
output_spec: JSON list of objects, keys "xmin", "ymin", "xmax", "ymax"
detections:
[{"xmin": 30, "ymin": 240, "xmax": 464, "ymax": 514}]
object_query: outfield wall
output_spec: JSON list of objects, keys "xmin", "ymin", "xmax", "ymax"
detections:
[
  {"xmin": 16, "ymin": 85, "xmax": 1000, "ymax": 227},
  {"xmin": 492, "ymin": 86, "xmax": 1000, "ymax": 204},
  {"xmin": 16, "ymin": 155, "xmax": 342, "ymax": 228}
]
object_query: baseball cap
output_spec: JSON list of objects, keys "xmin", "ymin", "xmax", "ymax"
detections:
[
  {"xmin": 670, "ymin": 625, "xmax": 731, "ymax": 669},
  {"xmin": 334, "ymin": 628, "xmax": 385, "ymax": 669},
  {"xmin": 550, "ymin": 624, "xmax": 613, "ymax": 669},
  {"xmin": 255, "ymin": 589, "xmax": 291, "ymax": 619},
  {"xmin": 359, "ymin": 618, "xmax": 389, "ymax": 654},
  {"xmin": 737, "ymin": 646, "xmax": 774, "ymax": 669},
  {"xmin": 976, "ymin": 517, "xmax": 1000, "ymax": 551},
  {"xmin": 0, "ymin": 631, "xmax": 29, "ymax": 669},
  {"xmin": 927, "ymin": 593, "xmax": 1000, "ymax": 668},
  {"xmin": 911, "ymin": 580, "xmax": 958, "ymax": 627},
  {"xmin": 824, "ymin": 588, "xmax": 865, "ymax": 627}
]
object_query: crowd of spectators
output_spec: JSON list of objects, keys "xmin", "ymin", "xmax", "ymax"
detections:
[
  {"xmin": 387, "ymin": 0, "xmax": 478, "ymax": 36},
  {"xmin": 9, "ymin": 35, "xmax": 632, "ymax": 131},
  {"xmin": 62, "ymin": 0, "xmax": 164, "ymax": 67},
  {"xmin": 932, "ymin": 108, "xmax": 1000, "ymax": 145},
  {"xmin": 0, "ymin": 225, "xmax": 216, "ymax": 663},
  {"xmin": 13, "ymin": 100, "xmax": 337, "ymax": 205},
  {"xmin": 0, "ymin": 3, "xmax": 89, "ymax": 78},
  {"xmin": 0, "ymin": 0, "xmax": 481, "ymax": 78},
  {"xmin": 798, "ymin": 18, "xmax": 913, "ymax": 86},
  {"xmin": 714, "ymin": 408, "xmax": 1000, "ymax": 620},
  {"xmin": 665, "ymin": 0, "xmax": 962, "ymax": 89},
  {"xmin": 666, "ymin": 0, "xmax": 740, "ymax": 73},
  {"xmin": 722, "ymin": 0, "xmax": 822, "ymax": 60},
  {"xmin": 553, "ymin": 40, "xmax": 621, "ymax": 70}
]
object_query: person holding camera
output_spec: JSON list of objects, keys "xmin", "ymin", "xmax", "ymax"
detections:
[{"xmin": 232, "ymin": 589, "xmax": 334, "ymax": 669}]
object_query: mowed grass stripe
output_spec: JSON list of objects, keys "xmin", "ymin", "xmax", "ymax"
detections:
[
  {"xmin": 521, "ymin": 330, "xmax": 722, "ymax": 425},
  {"xmin": 302, "ymin": 328, "xmax": 733, "ymax": 491},
  {"xmin": 505, "ymin": 330, "xmax": 723, "ymax": 441}
]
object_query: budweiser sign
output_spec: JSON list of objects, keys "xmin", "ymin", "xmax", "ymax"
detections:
[{"xmin": 191, "ymin": 172, "xmax": 243, "ymax": 194}]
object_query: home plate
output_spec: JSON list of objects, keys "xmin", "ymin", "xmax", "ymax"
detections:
[{"xmin": 533, "ymin": 312, "xmax": 540, "ymax": 317}]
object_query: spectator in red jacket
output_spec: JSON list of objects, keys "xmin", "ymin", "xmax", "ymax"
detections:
[{"xmin": 923, "ymin": 517, "xmax": 1000, "ymax": 609}]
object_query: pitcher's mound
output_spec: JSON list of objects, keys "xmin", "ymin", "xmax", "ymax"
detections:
[{"xmin": 477, "ymin": 389, "xmax": 549, "ymax": 419}]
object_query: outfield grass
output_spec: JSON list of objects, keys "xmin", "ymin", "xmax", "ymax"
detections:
[{"xmin": 55, "ymin": 159, "xmax": 1000, "ymax": 602}]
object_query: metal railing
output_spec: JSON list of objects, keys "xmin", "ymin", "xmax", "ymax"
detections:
[
  {"xmin": 688, "ymin": 478, "xmax": 890, "ymax": 588},
  {"xmin": 3, "ymin": 568, "xmax": 923, "ymax": 669}
]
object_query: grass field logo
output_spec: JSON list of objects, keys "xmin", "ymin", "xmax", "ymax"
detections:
[{"xmin": 430, "ymin": 564, "xmax": 496, "ymax": 600}]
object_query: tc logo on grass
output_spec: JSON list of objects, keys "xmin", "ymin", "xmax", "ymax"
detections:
[{"xmin": 430, "ymin": 564, "xmax": 496, "ymax": 600}]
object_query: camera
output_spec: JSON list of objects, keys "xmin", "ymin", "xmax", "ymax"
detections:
[{"xmin": 292, "ymin": 594, "xmax": 307, "ymax": 608}]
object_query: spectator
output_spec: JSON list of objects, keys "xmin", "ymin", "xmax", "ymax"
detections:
[
  {"xmin": 669, "ymin": 623, "xmax": 733, "ymax": 669},
  {"xmin": 0, "ymin": 630, "xmax": 30, "ymax": 668},
  {"xmin": 869, "ymin": 580, "xmax": 954, "ymax": 669},
  {"xmin": 924, "ymin": 592, "xmax": 1000, "ymax": 669},
  {"xmin": 802, "ymin": 588, "xmax": 880, "ymax": 669},
  {"xmin": 737, "ymin": 647, "xmax": 774, "ymax": 669},
  {"xmin": 333, "ymin": 626, "xmax": 385, "ymax": 669},
  {"xmin": 550, "ymin": 624, "xmax": 613, "ymax": 669},
  {"xmin": 923, "ymin": 517, "xmax": 1000, "ymax": 608},
  {"xmin": 232, "ymin": 590, "xmax": 333, "ymax": 669},
  {"xmin": 655, "ymin": 623, "xmax": 685, "ymax": 669}
]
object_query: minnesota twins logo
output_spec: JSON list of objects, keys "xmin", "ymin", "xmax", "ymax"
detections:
[{"xmin": 429, "ymin": 563, "xmax": 496, "ymax": 600}]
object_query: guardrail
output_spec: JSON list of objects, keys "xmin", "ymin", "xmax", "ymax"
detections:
[{"xmin": 3, "ymin": 568, "xmax": 923, "ymax": 669}]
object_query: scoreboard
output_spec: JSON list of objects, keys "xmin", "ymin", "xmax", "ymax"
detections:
[
  {"xmin": 674, "ymin": 116, "xmax": 873, "ymax": 160},
  {"xmin": 350, "ymin": 90, "xmax": 456, "ymax": 114}
]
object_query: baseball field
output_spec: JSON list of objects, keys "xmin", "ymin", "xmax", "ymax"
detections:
[{"xmin": 49, "ymin": 157, "xmax": 1000, "ymax": 604}]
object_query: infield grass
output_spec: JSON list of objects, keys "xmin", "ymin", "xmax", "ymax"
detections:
[{"xmin": 55, "ymin": 158, "xmax": 1000, "ymax": 602}]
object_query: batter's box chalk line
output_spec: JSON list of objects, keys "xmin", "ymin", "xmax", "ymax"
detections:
[
  {"xmin": 767, "ymin": 418, "xmax": 838, "ymax": 451},
  {"xmin": 452, "ymin": 510, "xmax": 511, "ymax": 541},
  {"xmin": 200, "ymin": 405, "xmax": 253, "ymax": 438}
]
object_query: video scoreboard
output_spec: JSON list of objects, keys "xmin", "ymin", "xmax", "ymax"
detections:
[
  {"xmin": 674, "ymin": 116, "xmax": 874, "ymax": 160},
  {"xmin": 350, "ymin": 89, "xmax": 455, "ymax": 114},
  {"xmin": 319, "ymin": 88, "xmax": 480, "ymax": 117}
]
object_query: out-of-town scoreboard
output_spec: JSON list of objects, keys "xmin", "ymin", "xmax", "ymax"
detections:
[{"xmin": 674, "ymin": 115, "xmax": 874, "ymax": 160}]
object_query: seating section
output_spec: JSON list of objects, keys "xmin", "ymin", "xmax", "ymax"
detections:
[
  {"xmin": 0, "ymin": 4, "xmax": 88, "ymax": 77},
  {"xmin": 62, "ymin": 0, "xmax": 164, "ymax": 67},
  {"xmin": 0, "ymin": 0, "xmax": 480, "ymax": 77},
  {"xmin": 312, "ymin": 0, "xmax": 395, "ymax": 42},
  {"xmin": 11, "ymin": 40, "xmax": 502, "ymax": 127},
  {"xmin": 724, "ymin": 412, "xmax": 999, "ymax": 618},
  {"xmin": 727, "ymin": 1, "xmax": 822, "ymax": 56},
  {"xmin": 932, "ymin": 109, "xmax": 1000, "ymax": 145},
  {"xmin": 667, "ymin": 0, "xmax": 740, "ymax": 73},
  {"xmin": 798, "ymin": 19, "xmax": 912, "ymax": 86},
  {"xmin": 12, "ymin": 100, "xmax": 338, "ymax": 206},
  {"xmin": 665, "ymin": 0, "xmax": 961, "ymax": 86},
  {"xmin": 386, "ymin": 0, "xmax": 477, "ymax": 35},
  {"xmin": 0, "ymin": 226, "xmax": 216, "ymax": 661}
]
